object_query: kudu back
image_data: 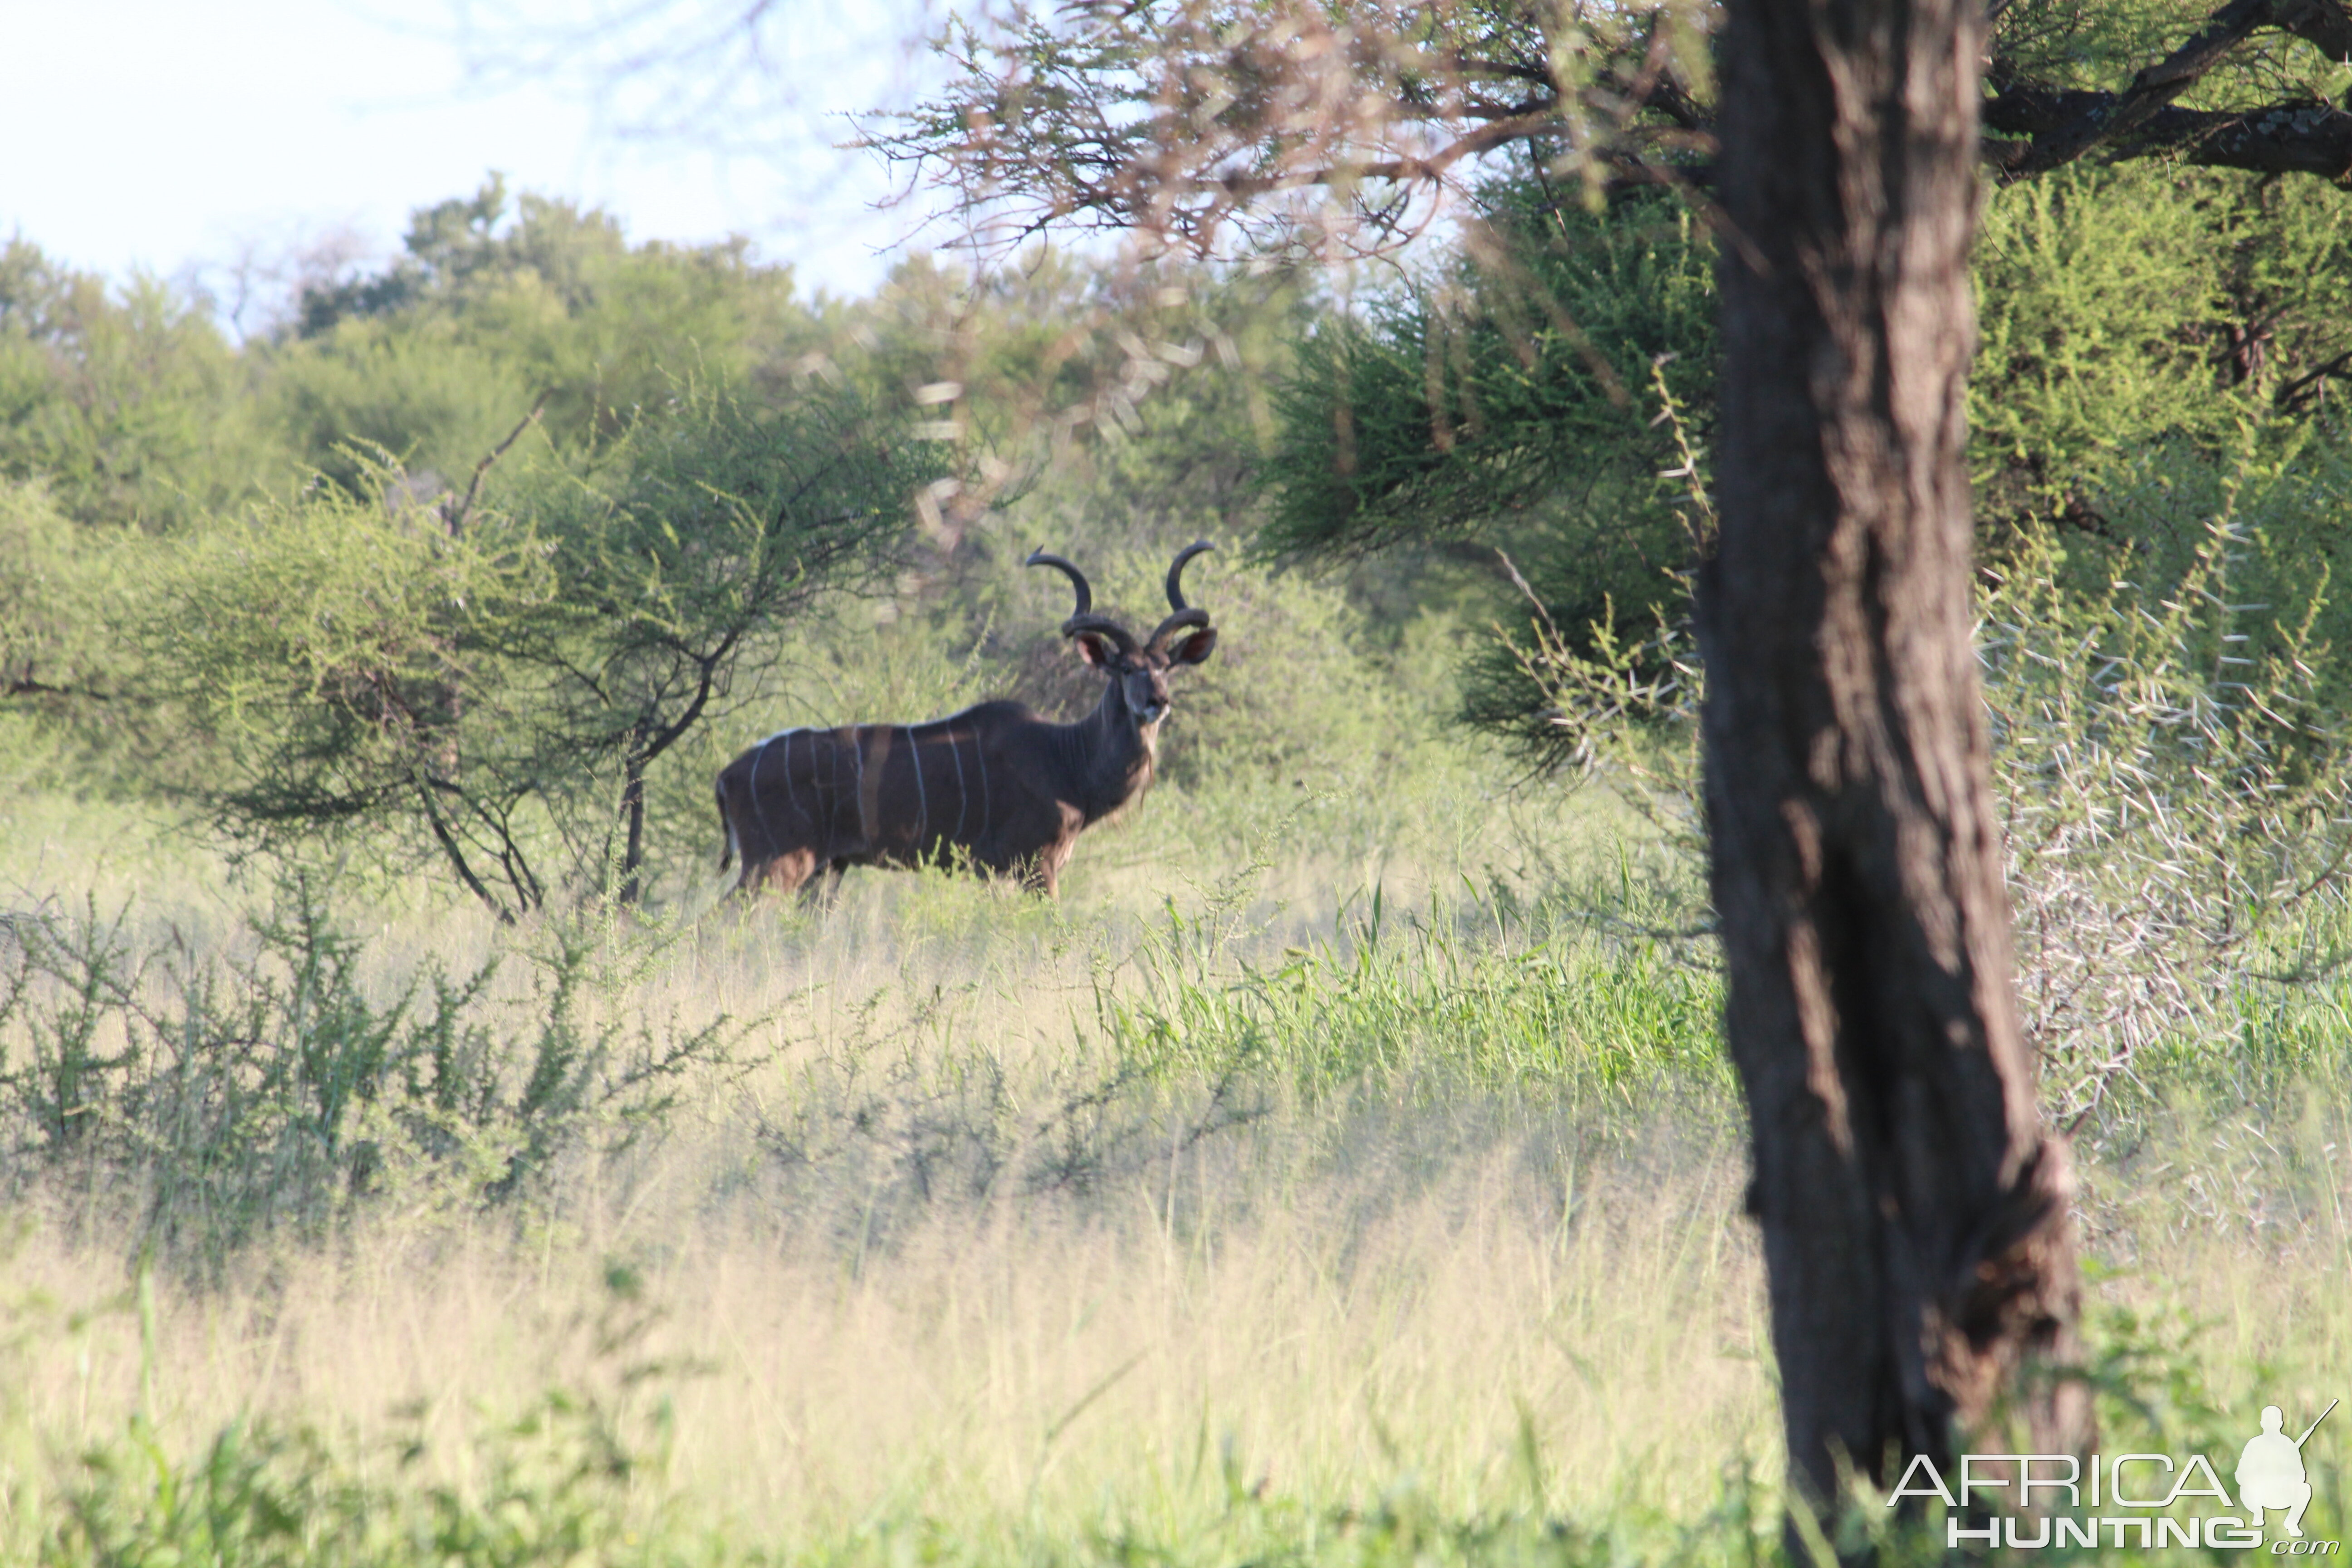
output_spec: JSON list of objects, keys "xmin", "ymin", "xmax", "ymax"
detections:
[{"xmin": 715, "ymin": 543, "xmax": 1218, "ymax": 899}]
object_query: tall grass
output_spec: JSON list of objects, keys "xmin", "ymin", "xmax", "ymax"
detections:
[
  {"xmin": 4, "ymin": 530, "xmax": 2352, "ymax": 1563},
  {"xmin": 0, "ymin": 780, "xmax": 1784, "ymax": 1565}
]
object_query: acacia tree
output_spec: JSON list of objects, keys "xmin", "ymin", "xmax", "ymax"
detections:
[
  {"xmin": 858, "ymin": 0, "xmax": 2350, "ymax": 247},
  {"xmin": 152, "ymin": 382, "xmax": 946, "ymax": 921}
]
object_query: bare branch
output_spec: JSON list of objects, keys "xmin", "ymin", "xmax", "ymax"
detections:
[
  {"xmin": 1987, "ymin": 0, "xmax": 2352, "ymax": 183},
  {"xmin": 443, "ymin": 395, "xmax": 549, "ymax": 538},
  {"xmin": 867, "ymin": 0, "xmax": 1721, "ymax": 257},
  {"xmin": 1987, "ymin": 88, "xmax": 2352, "ymax": 183}
]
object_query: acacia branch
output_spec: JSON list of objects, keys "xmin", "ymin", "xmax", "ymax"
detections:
[
  {"xmin": 1190, "ymin": 109, "xmax": 1572, "ymax": 200},
  {"xmin": 886, "ymin": 0, "xmax": 2351, "ymax": 263},
  {"xmin": 1986, "ymin": 89, "xmax": 2352, "ymax": 183},
  {"xmin": 415, "ymin": 774, "xmax": 514, "ymax": 925},
  {"xmin": 1599, "ymin": 68, "xmax": 1711, "ymax": 131},
  {"xmin": 4, "ymin": 676, "xmax": 106, "ymax": 701},
  {"xmin": 2277, "ymin": 348, "xmax": 2352, "ymax": 410},
  {"xmin": 2026, "ymin": 0, "xmax": 2294, "ymax": 172},
  {"xmin": 444, "ymin": 394, "xmax": 549, "ymax": 538},
  {"xmin": 1987, "ymin": 0, "xmax": 2352, "ymax": 182},
  {"xmin": 875, "ymin": 3, "xmax": 1718, "ymax": 252}
]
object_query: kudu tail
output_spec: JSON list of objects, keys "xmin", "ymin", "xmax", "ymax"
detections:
[{"xmin": 715, "ymin": 780, "xmax": 736, "ymax": 872}]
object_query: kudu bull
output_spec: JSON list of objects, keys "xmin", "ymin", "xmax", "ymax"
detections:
[{"xmin": 715, "ymin": 543, "xmax": 1218, "ymax": 900}]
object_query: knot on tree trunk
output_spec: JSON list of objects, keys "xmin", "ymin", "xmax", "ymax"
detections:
[{"xmin": 1935, "ymin": 1138, "xmax": 2091, "ymax": 1450}]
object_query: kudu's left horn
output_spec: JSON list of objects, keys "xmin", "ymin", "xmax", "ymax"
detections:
[
  {"xmin": 1028, "ymin": 547, "xmax": 1136, "ymax": 652},
  {"xmin": 1149, "ymin": 540, "xmax": 1215, "ymax": 650}
]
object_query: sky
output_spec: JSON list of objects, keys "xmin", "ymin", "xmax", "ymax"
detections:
[{"xmin": 0, "ymin": 0, "xmax": 936, "ymax": 319}]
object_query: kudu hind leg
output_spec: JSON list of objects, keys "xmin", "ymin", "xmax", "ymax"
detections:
[{"xmin": 738, "ymin": 846, "xmax": 824, "ymax": 898}]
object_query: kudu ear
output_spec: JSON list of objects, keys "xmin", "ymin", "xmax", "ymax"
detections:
[
  {"xmin": 1169, "ymin": 627, "xmax": 1217, "ymax": 666},
  {"xmin": 1074, "ymin": 632, "xmax": 1117, "ymax": 669}
]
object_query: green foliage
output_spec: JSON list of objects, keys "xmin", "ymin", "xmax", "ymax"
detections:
[
  {"xmin": 1993, "ymin": 0, "xmax": 2352, "ymax": 111},
  {"xmin": 137, "ymin": 454, "xmax": 548, "ymax": 908},
  {"xmin": 838, "ymin": 247, "xmax": 1308, "ymax": 540},
  {"xmin": 1101, "ymin": 888, "xmax": 1723, "ymax": 1109},
  {"xmin": 1259, "ymin": 185, "xmax": 1715, "ymax": 566},
  {"xmin": 43, "ymin": 1269, "xmax": 694, "ymax": 1567},
  {"xmin": 146, "ymin": 378, "xmax": 947, "ymax": 917},
  {"xmin": 0, "ymin": 241, "xmax": 280, "ymax": 531},
  {"xmin": 1503, "ymin": 431, "xmax": 2352, "ymax": 1123},
  {"xmin": 1972, "ymin": 163, "xmax": 2352, "ymax": 525},
  {"xmin": 1992, "ymin": 0, "xmax": 2217, "ymax": 94},
  {"xmin": 39, "ymin": 1411, "xmax": 1764, "ymax": 1568},
  {"xmin": 1982, "ymin": 452, "xmax": 2352, "ymax": 1120},
  {"xmin": 1262, "ymin": 159, "xmax": 2352, "ymax": 756},
  {"xmin": 0, "ymin": 181, "xmax": 824, "ymax": 541},
  {"xmin": 282, "ymin": 176, "xmax": 816, "ymax": 465},
  {"xmin": 0, "ymin": 479, "xmax": 96, "ymax": 700},
  {"xmin": 268, "ymin": 325, "xmax": 537, "ymax": 502},
  {"xmin": 1254, "ymin": 183, "xmax": 1717, "ymax": 755}
]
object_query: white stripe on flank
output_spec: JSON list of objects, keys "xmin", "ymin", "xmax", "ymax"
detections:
[
  {"xmin": 831, "ymin": 729, "xmax": 846, "ymax": 840},
  {"xmin": 748, "ymin": 728, "xmax": 814, "ymax": 826},
  {"xmin": 747, "ymin": 734, "xmax": 779, "ymax": 858}
]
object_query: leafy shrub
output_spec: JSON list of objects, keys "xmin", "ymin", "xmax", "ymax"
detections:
[
  {"xmin": 0, "ymin": 879, "xmax": 740, "ymax": 1264},
  {"xmin": 143, "ymin": 375, "xmax": 948, "ymax": 920}
]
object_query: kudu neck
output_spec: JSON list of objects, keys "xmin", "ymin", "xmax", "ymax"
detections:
[{"xmin": 1059, "ymin": 675, "xmax": 1157, "ymax": 821}]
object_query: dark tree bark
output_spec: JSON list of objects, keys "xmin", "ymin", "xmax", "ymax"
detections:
[
  {"xmin": 1699, "ymin": 0, "xmax": 2089, "ymax": 1532},
  {"xmin": 618, "ymin": 741, "xmax": 649, "ymax": 906}
]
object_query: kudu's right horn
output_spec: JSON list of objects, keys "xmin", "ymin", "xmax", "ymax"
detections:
[
  {"xmin": 1149, "ymin": 540, "xmax": 1215, "ymax": 650},
  {"xmin": 1028, "ymin": 547, "xmax": 1137, "ymax": 652}
]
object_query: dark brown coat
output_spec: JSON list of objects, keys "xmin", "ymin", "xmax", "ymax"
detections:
[{"xmin": 715, "ymin": 544, "xmax": 1217, "ymax": 899}]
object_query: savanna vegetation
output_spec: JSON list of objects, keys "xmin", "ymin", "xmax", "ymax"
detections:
[
  {"xmin": 5, "ymin": 0, "xmax": 2352, "ymax": 1544},
  {"xmin": 867, "ymin": 0, "xmax": 2352, "ymax": 1512}
]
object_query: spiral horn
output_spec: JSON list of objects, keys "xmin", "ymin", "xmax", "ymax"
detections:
[
  {"xmin": 1029, "ymin": 548, "xmax": 1138, "ymax": 652},
  {"xmin": 1025, "ymin": 548, "xmax": 1093, "ymax": 620},
  {"xmin": 1164, "ymin": 541, "xmax": 1214, "ymax": 611},
  {"xmin": 1149, "ymin": 541, "xmax": 1215, "ymax": 650}
]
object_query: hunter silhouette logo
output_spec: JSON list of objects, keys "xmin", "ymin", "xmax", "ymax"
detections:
[
  {"xmin": 1888, "ymin": 1395, "xmax": 2340, "ymax": 1552},
  {"xmin": 2240, "ymin": 1400, "xmax": 2336, "ymax": 1540}
]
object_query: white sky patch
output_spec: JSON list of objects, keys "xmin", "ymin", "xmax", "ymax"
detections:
[{"xmin": 0, "ymin": 0, "xmax": 933, "ymax": 309}]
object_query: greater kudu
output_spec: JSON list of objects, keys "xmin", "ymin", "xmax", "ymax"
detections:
[{"xmin": 715, "ymin": 543, "xmax": 1218, "ymax": 899}]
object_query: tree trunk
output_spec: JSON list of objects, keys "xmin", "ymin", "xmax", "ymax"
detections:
[
  {"xmin": 618, "ymin": 742, "xmax": 649, "ymax": 906},
  {"xmin": 1700, "ymin": 0, "xmax": 2089, "ymax": 1533}
]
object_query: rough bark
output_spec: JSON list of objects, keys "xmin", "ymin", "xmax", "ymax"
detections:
[{"xmin": 1700, "ymin": 0, "xmax": 2089, "ymax": 1531}]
